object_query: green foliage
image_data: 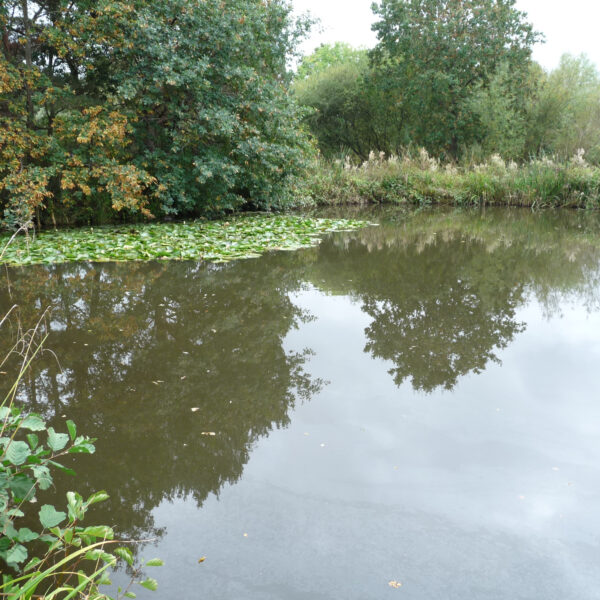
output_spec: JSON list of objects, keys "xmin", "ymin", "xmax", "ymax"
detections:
[
  {"xmin": 0, "ymin": 278, "xmax": 161, "ymax": 597},
  {"xmin": 0, "ymin": 216, "xmax": 369, "ymax": 266},
  {"xmin": 0, "ymin": 398, "xmax": 161, "ymax": 599},
  {"xmin": 0, "ymin": 0, "xmax": 311, "ymax": 228},
  {"xmin": 294, "ymin": 45, "xmax": 402, "ymax": 160},
  {"xmin": 296, "ymin": 42, "xmax": 367, "ymax": 79},
  {"xmin": 370, "ymin": 0, "xmax": 540, "ymax": 158},
  {"xmin": 304, "ymin": 153, "xmax": 600, "ymax": 209},
  {"xmin": 524, "ymin": 55, "xmax": 600, "ymax": 163},
  {"xmin": 295, "ymin": 1, "xmax": 545, "ymax": 162}
]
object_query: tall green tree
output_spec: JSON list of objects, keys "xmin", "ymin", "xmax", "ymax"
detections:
[
  {"xmin": 294, "ymin": 44, "xmax": 380, "ymax": 158},
  {"xmin": 371, "ymin": 0, "xmax": 541, "ymax": 158},
  {"xmin": 0, "ymin": 0, "xmax": 311, "ymax": 228},
  {"xmin": 524, "ymin": 54, "xmax": 600, "ymax": 163}
]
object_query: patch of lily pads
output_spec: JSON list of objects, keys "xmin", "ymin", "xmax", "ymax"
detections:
[{"xmin": 0, "ymin": 215, "xmax": 370, "ymax": 266}]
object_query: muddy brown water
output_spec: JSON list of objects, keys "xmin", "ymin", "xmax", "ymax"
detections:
[{"xmin": 2, "ymin": 208, "xmax": 600, "ymax": 599}]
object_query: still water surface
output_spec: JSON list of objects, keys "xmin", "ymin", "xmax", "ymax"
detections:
[{"xmin": 3, "ymin": 208, "xmax": 600, "ymax": 599}]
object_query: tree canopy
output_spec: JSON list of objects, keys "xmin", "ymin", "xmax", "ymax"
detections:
[
  {"xmin": 295, "ymin": 1, "xmax": 567, "ymax": 162},
  {"xmin": 0, "ymin": 0, "xmax": 311, "ymax": 228}
]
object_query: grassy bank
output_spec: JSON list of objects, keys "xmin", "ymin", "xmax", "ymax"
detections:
[
  {"xmin": 303, "ymin": 151, "xmax": 600, "ymax": 209},
  {"xmin": 0, "ymin": 215, "xmax": 368, "ymax": 267}
]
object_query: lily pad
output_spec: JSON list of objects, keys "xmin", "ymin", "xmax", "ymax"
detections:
[{"xmin": 0, "ymin": 216, "xmax": 370, "ymax": 267}]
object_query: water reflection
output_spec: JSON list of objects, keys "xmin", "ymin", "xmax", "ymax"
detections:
[
  {"xmin": 2, "ymin": 208, "xmax": 600, "ymax": 572},
  {"xmin": 1, "ymin": 257, "xmax": 323, "ymax": 539},
  {"xmin": 309, "ymin": 208, "xmax": 600, "ymax": 390}
]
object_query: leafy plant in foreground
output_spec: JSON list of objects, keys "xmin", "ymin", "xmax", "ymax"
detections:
[{"xmin": 0, "ymin": 300, "xmax": 161, "ymax": 597}]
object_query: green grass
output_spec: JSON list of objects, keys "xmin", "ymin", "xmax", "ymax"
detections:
[
  {"xmin": 303, "ymin": 153, "xmax": 600, "ymax": 209},
  {"xmin": 0, "ymin": 215, "xmax": 369, "ymax": 267}
]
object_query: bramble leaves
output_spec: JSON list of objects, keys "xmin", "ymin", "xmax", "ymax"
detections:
[
  {"xmin": 5, "ymin": 441, "xmax": 31, "ymax": 466},
  {"xmin": 39, "ymin": 505, "xmax": 67, "ymax": 529},
  {"xmin": 47, "ymin": 428, "xmax": 69, "ymax": 452}
]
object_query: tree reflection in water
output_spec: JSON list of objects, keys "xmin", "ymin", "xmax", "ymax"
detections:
[{"xmin": 2, "ymin": 207, "xmax": 600, "ymax": 546}]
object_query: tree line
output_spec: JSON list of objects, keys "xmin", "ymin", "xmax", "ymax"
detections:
[
  {"xmin": 2, "ymin": 0, "xmax": 600, "ymax": 228},
  {"xmin": 296, "ymin": 2, "xmax": 600, "ymax": 165}
]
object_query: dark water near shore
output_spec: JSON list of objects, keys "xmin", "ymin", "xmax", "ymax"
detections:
[{"xmin": 3, "ymin": 208, "xmax": 600, "ymax": 599}]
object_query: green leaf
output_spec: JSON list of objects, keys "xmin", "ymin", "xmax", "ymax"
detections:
[
  {"xmin": 20, "ymin": 415, "xmax": 45, "ymax": 431},
  {"xmin": 39, "ymin": 505, "xmax": 67, "ymax": 529},
  {"xmin": 115, "ymin": 547, "xmax": 134, "ymax": 567},
  {"xmin": 84, "ymin": 550, "xmax": 115, "ymax": 564},
  {"xmin": 124, "ymin": 593, "xmax": 136, "ymax": 599},
  {"xmin": 67, "ymin": 491, "xmax": 84, "ymax": 521},
  {"xmin": 6, "ymin": 544, "xmax": 27, "ymax": 565},
  {"xmin": 48, "ymin": 460, "xmax": 76, "ymax": 476},
  {"xmin": 145, "ymin": 558, "xmax": 164, "ymax": 567},
  {"xmin": 8, "ymin": 474, "xmax": 35, "ymax": 501},
  {"xmin": 17, "ymin": 528, "xmax": 38, "ymax": 543},
  {"xmin": 82, "ymin": 526, "xmax": 114, "ymax": 540},
  {"xmin": 86, "ymin": 490, "xmax": 109, "ymax": 506},
  {"xmin": 5, "ymin": 441, "xmax": 31, "ymax": 465},
  {"xmin": 32, "ymin": 465, "xmax": 52, "ymax": 490},
  {"xmin": 24, "ymin": 556, "xmax": 41, "ymax": 572},
  {"xmin": 47, "ymin": 427, "xmax": 69, "ymax": 452},
  {"xmin": 66, "ymin": 420, "xmax": 77, "ymax": 441},
  {"xmin": 139, "ymin": 578, "xmax": 158, "ymax": 591},
  {"xmin": 26, "ymin": 433, "xmax": 39, "ymax": 450}
]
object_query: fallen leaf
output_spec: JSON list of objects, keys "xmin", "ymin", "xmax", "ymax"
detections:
[
  {"xmin": 389, "ymin": 581, "xmax": 402, "ymax": 589},
  {"xmin": 201, "ymin": 431, "xmax": 216, "ymax": 436},
  {"xmin": 191, "ymin": 408, "xmax": 200, "ymax": 412},
  {"xmin": 198, "ymin": 557, "xmax": 206, "ymax": 563}
]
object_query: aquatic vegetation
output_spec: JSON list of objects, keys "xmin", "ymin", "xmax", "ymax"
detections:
[
  {"xmin": 305, "ymin": 151, "xmax": 600, "ymax": 209},
  {"xmin": 0, "ymin": 216, "xmax": 369, "ymax": 267}
]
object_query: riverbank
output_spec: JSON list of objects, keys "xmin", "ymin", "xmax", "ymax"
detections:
[{"xmin": 302, "ymin": 152, "xmax": 600, "ymax": 209}]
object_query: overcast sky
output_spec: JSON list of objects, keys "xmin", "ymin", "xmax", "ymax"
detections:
[{"xmin": 293, "ymin": 0, "xmax": 600, "ymax": 70}]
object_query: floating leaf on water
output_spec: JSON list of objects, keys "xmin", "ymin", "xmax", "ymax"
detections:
[
  {"xmin": 0, "ymin": 216, "xmax": 370, "ymax": 267},
  {"xmin": 389, "ymin": 581, "xmax": 402, "ymax": 589},
  {"xmin": 198, "ymin": 557, "xmax": 206, "ymax": 563}
]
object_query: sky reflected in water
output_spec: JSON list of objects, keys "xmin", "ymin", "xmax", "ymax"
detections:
[{"xmin": 2, "ymin": 208, "xmax": 600, "ymax": 599}]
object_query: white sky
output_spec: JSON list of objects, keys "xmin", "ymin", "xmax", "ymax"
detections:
[{"xmin": 293, "ymin": 0, "xmax": 600, "ymax": 71}]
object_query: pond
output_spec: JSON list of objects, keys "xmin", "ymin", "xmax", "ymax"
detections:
[{"xmin": 2, "ymin": 207, "xmax": 600, "ymax": 599}]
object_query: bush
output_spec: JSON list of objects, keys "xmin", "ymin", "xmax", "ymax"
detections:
[{"xmin": 302, "ymin": 150, "xmax": 600, "ymax": 209}]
